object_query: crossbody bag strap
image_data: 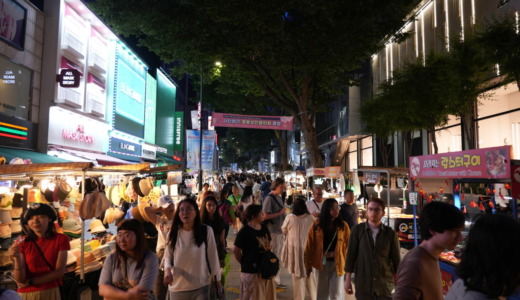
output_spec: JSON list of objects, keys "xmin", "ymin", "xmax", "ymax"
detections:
[
  {"xmin": 269, "ymin": 194, "xmax": 282, "ymax": 210},
  {"xmin": 323, "ymin": 229, "xmax": 338, "ymax": 254},
  {"xmin": 313, "ymin": 200, "xmax": 320, "ymax": 211},
  {"xmin": 32, "ymin": 239, "xmax": 54, "ymax": 271}
]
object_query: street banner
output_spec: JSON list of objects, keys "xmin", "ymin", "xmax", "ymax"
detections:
[
  {"xmin": 306, "ymin": 167, "xmax": 325, "ymax": 177},
  {"xmin": 186, "ymin": 130, "xmax": 216, "ymax": 170},
  {"xmin": 409, "ymin": 145, "xmax": 511, "ymax": 179},
  {"xmin": 325, "ymin": 166, "xmax": 341, "ymax": 178},
  {"xmin": 191, "ymin": 111, "xmax": 199, "ymax": 130},
  {"xmin": 211, "ymin": 112, "xmax": 293, "ymax": 130}
]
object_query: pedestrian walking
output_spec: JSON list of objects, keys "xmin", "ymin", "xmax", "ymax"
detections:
[
  {"xmin": 281, "ymin": 197, "xmax": 316, "ymax": 300},
  {"xmin": 10, "ymin": 203, "xmax": 70, "ymax": 300},
  {"xmin": 304, "ymin": 198, "xmax": 350, "ymax": 300},
  {"xmin": 143, "ymin": 195, "xmax": 175, "ymax": 300},
  {"xmin": 306, "ymin": 187, "xmax": 324, "ymax": 218},
  {"xmin": 163, "ymin": 198, "xmax": 222, "ymax": 300},
  {"xmin": 233, "ymin": 204, "xmax": 276, "ymax": 300},
  {"xmin": 394, "ymin": 201, "xmax": 465, "ymax": 300},
  {"xmin": 445, "ymin": 214, "xmax": 520, "ymax": 299},
  {"xmin": 262, "ymin": 177, "xmax": 287, "ymax": 287},
  {"xmin": 344, "ymin": 198, "xmax": 400, "ymax": 300},
  {"xmin": 99, "ymin": 219, "xmax": 159, "ymax": 300},
  {"xmin": 339, "ymin": 189, "xmax": 358, "ymax": 229},
  {"xmin": 228, "ymin": 185, "xmax": 242, "ymax": 233}
]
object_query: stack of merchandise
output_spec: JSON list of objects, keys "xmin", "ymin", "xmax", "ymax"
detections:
[{"xmin": 0, "ymin": 193, "xmax": 23, "ymax": 271}]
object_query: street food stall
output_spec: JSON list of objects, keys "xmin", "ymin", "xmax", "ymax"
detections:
[{"xmin": 408, "ymin": 145, "xmax": 519, "ymax": 294}]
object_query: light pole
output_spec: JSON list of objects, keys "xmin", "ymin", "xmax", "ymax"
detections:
[{"xmin": 198, "ymin": 68, "xmax": 203, "ymax": 192}]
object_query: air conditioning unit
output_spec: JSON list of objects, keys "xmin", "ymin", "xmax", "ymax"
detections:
[{"xmin": 56, "ymin": 87, "xmax": 82, "ymax": 108}]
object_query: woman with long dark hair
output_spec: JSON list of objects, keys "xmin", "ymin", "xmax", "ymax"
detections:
[
  {"xmin": 99, "ymin": 219, "xmax": 158, "ymax": 299},
  {"xmin": 233, "ymin": 204, "xmax": 276, "ymax": 300},
  {"xmin": 201, "ymin": 196, "xmax": 226, "ymax": 266},
  {"xmin": 10, "ymin": 203, "xmax": 70, "ymax": 300},
  {"xmin": 304, "ymin": 198, "xmax": 350, "ymax": 300},
  {"xmin": 445, "ymin": 214, "xmax": 520, "ymax": 299},
  {"xmin": 164, "ymin": 198, "xmax": 221, "ymax": 299},
  {"xmin": 237, "ymin": 186, "xmax": 255, "ymax": 223},
  {"xmin": 281, "ymin": 197, "xmax": 315, "ymax": 300},
  {"xmin": 218, "ymin": 188, "xmax": 235, "ymax": 240}
]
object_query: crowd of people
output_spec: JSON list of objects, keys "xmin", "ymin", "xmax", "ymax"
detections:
[{"xmin": 6, "ymin": 172, "xmax": 520, "ymax": 300}]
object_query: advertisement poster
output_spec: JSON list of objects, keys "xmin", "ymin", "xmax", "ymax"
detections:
[
  {"xmin": 0, "ymin": 55, "xmax": 31, "ymax": 119},
  {"xmin": 186, "ymin": 130, "xmax": 216, "ymax": 170},
  {"xmin": 409, "ymin": 146, "xmax": 511, "ymax": 179},
  {"xmin": 211, "ymin": 112, "xmax": 293, "ymax": 130},
  {"xmin": 0, "ymin": 0, "xmax": 26, "ymax": 50}
]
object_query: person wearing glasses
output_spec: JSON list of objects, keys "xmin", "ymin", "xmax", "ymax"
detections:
[
  {"xmin": 344, "ymin": 198, "xmax": 400, "ymax": 300},
  {"xmin": 304, "ymin": 198, "xmax": 350, "ymax": 300},
  {"xmin": 164, "ymin": 198, "xmax": 222, "ymax": 299},
  {"xmin": 99, "ymin": 219, "xmax": 158, "ymax": 300},
  {"xmin": 10, "ymin": 203, "xmax": 69, "ymax": 300}
]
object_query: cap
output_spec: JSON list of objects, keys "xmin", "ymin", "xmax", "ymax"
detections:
[
  {"xmin": 63, "ymin": 218, "xmax": 81, "ymax": 233},
  {"xmin": 158, "ymin": 195, "xmax": 174, "ymax": 209},
  {"xmin": 22, "ymin": 203, "xmax": 57, "ymax": 225}
]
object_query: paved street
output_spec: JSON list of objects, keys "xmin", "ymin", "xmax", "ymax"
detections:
[{"xmin": 223, "ymin": 231, "xmax": 356, "ymax": 300}]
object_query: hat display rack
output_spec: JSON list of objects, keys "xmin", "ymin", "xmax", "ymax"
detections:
[{"xmin": 0, "ymin": 162, "xmax": 182, "ymax": 283}]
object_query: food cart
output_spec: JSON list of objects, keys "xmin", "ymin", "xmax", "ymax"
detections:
[{"xmin": 408, "ymin": 145, "xmax": 518, "ymax": 294}]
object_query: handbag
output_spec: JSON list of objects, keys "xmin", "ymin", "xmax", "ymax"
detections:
[
  {"xmin": 31, "ymin": 239, "xmax": 65, "ymax": 300},
  {"xmin": 322, "ymin": 230, "xmax": 337, "ymax": 265}
]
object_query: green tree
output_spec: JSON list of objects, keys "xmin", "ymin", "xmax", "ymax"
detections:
[
  {"xmin": 89, "ymin": 0, "xmax": 419, "ymax": 167},
  {"xmin": 478, "ymin": 14, "xmax": 520, "ymax": 90}
]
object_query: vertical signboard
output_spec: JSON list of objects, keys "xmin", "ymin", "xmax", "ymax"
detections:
[
  {"xmin": 113, "ymin": 42, "xmax": 147, "ymax": 138},
  {"xmin": 155, "ymin": 70, "xmax": 177, "ymax": 155},
  {"xmin": 144, "ymin": 73, "xmax": 157, "ymax": 144},
  {"xmin": 173, "ymin": 111, "xmax": 184, "ymax": 151},
  {"xmin": 185, "ymin": 130, "xmax": 216, "ymax": 170}
]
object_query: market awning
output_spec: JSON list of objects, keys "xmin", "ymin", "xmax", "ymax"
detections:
[
  {"xmin": 0, "ymin": 147, "xmax": 70, "ymax": 164},
  {"xmin": 49, "ymin": 147, "xmax": 130, "ymax": 166},
  {"xmin": 0, "ymin": 162, "xmax": 93, "ymax": 176}
]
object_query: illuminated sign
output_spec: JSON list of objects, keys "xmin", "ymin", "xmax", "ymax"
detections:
[
  {"xmin": 62, "ymin": 124, "xmax": 94, "ymax": 144},
  {"xmin": 173, "ymin": 111, "xmax": 184, "ymax": 151},
  {"xmin": 109, "ymin": 137, "xmax": 142, "ymax": 157},
  {"xmin": 56, "ymin": 69, "xmax": 81, "ymax": 88}
]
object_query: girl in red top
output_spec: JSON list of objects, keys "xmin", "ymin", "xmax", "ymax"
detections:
[{"xmin": 9, "ymin": 203, "xmax": 70, "ymax": 300}]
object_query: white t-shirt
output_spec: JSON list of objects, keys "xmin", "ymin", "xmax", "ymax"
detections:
[
  {"xmin": 306, "ymin": 199, "xmax": 323, "ymax": 217},
  {"xmin": 155, "ymin": 215, "xmax": 173, "ymax": 253}
]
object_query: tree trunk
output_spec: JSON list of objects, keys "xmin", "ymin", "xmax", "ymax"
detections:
[
  {"xmin": 460, "ymin": 101, "xmax": 477, "ymax": 150},
  {"xmin": 403, "ymin": 131, "xmax": 414, "ymax": 167},
  {"xmin": 429, "ymin": 126, "xmax": 438, "ymax": 154},
  {"xmin": 377, "ymin": 135, "xmax": 391, "ymax": 167},
  {"xmin": 274, "ymin": 130, "xmax": 289, "ymax": 170},
  {"xmin": 294, "ymin": 111, "xmax": 324, "ymax": 168}
]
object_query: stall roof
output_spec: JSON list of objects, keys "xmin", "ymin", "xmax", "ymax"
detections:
[
  {"xmin": 356, "ymin": 166, "xmax": 409, "ymax": 175},
  {"xmin": 0, "ymin": 162, "xmax": 93, "ymax": 176},
  {"xmin": 0, "ymin": 147, "xmax": 70, "ymax": 164}
]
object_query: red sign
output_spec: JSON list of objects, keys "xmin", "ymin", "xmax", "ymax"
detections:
[
  {"xmin": 511, "ymin": 165, "xmax": 520, "ymax": 203},
  {"xmin": 211, "ymin": 112, "xmax": 293, "ymax": 130},
  {"xmin": 409, "ymin": 146, "xmax": 511, "ymax": 179}
]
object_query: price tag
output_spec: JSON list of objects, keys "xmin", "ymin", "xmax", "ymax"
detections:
[{"xmin": 409, "ymin": 192, "xmax": 418, "ymax": 205}]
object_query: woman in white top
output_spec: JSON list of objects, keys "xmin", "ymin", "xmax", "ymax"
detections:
[
  {"xmin": 281, "ymin": 197, "xmax": 316, "ymax": 300},
  {"xmin": 237, "ymin": 186, "xmax": 255, "ymax": 223},
  {"xmin": 164, "ymin": 198, "xmax": 222, "ymax": 300}
]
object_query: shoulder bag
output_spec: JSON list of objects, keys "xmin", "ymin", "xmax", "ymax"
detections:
[{"xmin": 31, "ymin": 239, "xmax": 65, "ymax": 299}]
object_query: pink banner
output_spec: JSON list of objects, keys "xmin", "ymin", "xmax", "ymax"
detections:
[
  {"xmin": 211, "ymin": 112, "xmax": 293, "ymax": 130},
  {"xmin": 409, "ymin": 146, "xmax": 512, "ymax": 179}
]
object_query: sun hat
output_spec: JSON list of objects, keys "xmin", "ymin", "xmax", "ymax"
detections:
[
  {"xmin": 95, "ymin": 192, "xmax": 111, "ymax": 220},
  {"xmin": 12, "ymin": 193, "xmax": 23, "ymax": 208},
  {"xmin": 137, "ymin": 202, "xmax": 152, "ymax": 223},
  {"xmin": 88, "ymin": 219, "xmax": 106, "ymax": 234},
  {"xmin": 22, "ymin": 203, "xmax": 57, "ymax": 225},
  {"xmin": 0, "ymin": 250, "xmax": 11, "ymax": 266},
  {"xmin": 0, "ymin": 211, "xmax": 12, "ymax": 225},
  {"xmin": 0, "ymin": 237, "xmax": 11, "ymax": 250},
  {"xmin": 130, "ymin": 206, "xmax": 145, "ymax": 223},
  {"xmin": 56, "ymin": 181, "xmax": 72, "ymax": 201},
  {"xmin": 148, "ymin": 187, "xmax": 162, "ymax": 205},
  {"xmin": 10, "ymin": 219, "xmax": 21, "ymax": 234},
  {"xmin": 0, "ymin": 224, "xmax": 11, "ymax": 238},
  {"xmin": 70, "ymin": 238, "xmax": 81, "ymax": 250},
  {"xmin": 139, "ymin": 178, "xmax": 154, "ymax": 197},
  {"xmin": 66, "ymin": 250, "xmax": 77, "ymax": 266},
  {"xmin": 10, "ymin": 207, "xmax": 23, "ymax": 219},
  {"xmin": 132, "ymin": 177, "xmax": 144, "ymax": 197},
  {"xmin": 109, "ymin": 186, "xmax": 121, "ymax": 206},
  {"xmin": 42, "ymin": 188, "xmax": 54, "ymax": 203},
  {"xmin": 0, "ymin": 194, "xmax": 13, "ymax": 210},
  {"xmin": 79, "ymin": 193, "xmax": 96, "ymax": 220},
  {"xmin": 67, "ymin": 188, "xmax": 81, "ymax": 204}
]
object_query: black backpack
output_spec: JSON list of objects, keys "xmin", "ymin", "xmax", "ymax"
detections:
[{"xmin": 256, "ymin": 234, "xmax": 280, "ymax": 279}]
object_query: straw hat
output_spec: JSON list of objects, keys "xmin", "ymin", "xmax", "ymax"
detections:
[
  {"xmin": 148, "ymin": 187, "xmax": 162, "ymax": 206},
  {"xmin": 0, "ymin": 251, "xmax": 12, "ymax": 266},
  {"xmin": 108, "ymin": 186, "xmax": 121, "ymax": 206},
  {"xmin": 56, "ymin": 181, "xmax": 72, "ymax": 201},
  {"xmin": 94, "ymin": 192, "xmax": 111, "ymax": 219},
  {"xmin": 132, "ymin": 177, "xmax": 144, "ymax": 197},
  {"xmin": 88, "ymin": 219, "xmax": 106, "ymax": 234},
  {"xmin": 0, "ymin": 194, "xmax": 13, "ymax": 210},
  {"xmin": 137, "ymin": 202, "xmax": 152, "ymax": 223},
  {"xmin": 0, "ymin": 224, "xmax": 11, "ymax": 238},
  {"xmin": 0, "ymin": 211, "xmax": 12, "ymax": 225},
  {"xmin": 139, "ymin": 178, "xmax": 154, "ymax": 197},
  {"xmin": 70, "ymin": 239, "xmax": 81, "ymax": 250},
  {"xmin": 130, "ymin": 206, "xmax": 145, "ymax": 223},
  {"xmin": 66, "ymin": 250, "xmax": 77, "ymax": 266},
  {"xmin": 10, "ymin": 207, "xmax": 22, "ymax": 219},
  {"xmin": 79, "ymin": 194, "xmax": 92, "ymax": 220},
  {"xmin": 10, "ymin": 219, "xmax": 21, "ymax": 234}
]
